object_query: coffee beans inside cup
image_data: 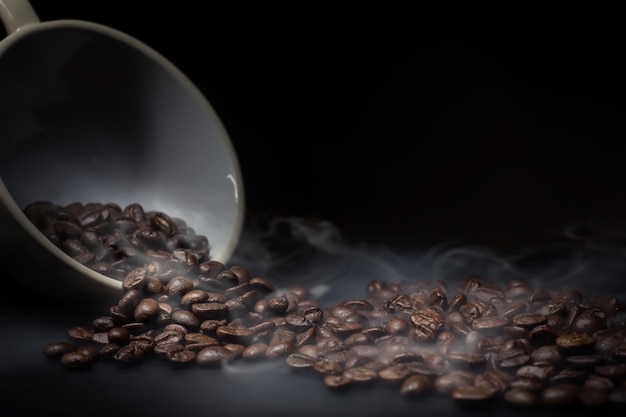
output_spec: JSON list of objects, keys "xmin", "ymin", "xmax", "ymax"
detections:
[{"xmin": 34, "ymin": 202, "xmax": 626, "ymax": 409}]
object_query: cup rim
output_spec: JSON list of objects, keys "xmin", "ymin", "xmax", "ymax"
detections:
[{"xmin": 0, "ymin": 18, "xmax": 245, "ymax": 293}]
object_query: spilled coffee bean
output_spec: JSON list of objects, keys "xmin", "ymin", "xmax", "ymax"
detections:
[{"xmin": 34, "ymin": 202, "xmax": 626, "ymax": 409}]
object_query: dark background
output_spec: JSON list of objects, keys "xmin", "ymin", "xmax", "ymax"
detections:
[
  {"xmin": 23, "ymin": 2, "xmax": 626, "ymax": 252},
  {"xmin": 3, "ymin": 4, "xmax": 626, "ymax": 417}
]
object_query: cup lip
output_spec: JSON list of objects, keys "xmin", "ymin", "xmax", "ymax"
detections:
[{"xmin": 0, "ymin": 19, "xmax": 245, "ymax": 292}]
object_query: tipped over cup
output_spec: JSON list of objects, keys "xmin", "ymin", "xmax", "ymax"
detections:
[{"xmin": 0, "ymin": 0, "xmax": 245, "ymax": 305}]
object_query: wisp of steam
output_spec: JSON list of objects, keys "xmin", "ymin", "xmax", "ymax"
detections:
[{"xmin": 229, "ymin": 213, "xmax": 626, "ymax": 303}]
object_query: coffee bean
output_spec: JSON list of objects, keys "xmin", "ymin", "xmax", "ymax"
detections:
[
  {"xmin": 196, "ymin": 346, "xmax": 234, "ymax": 367},
  {"xmin": 164, "ymin": 276, "xmax": 194, "ymax": 296},
  {"xmin": 343, "ymin": 366, "xmax": 378, "ymax": 383},
  {"xmin": 77, "ymin": 345, "xmax": 100, "ymax": 363},
  {"xmin": 472, "ymin": 317, "xmax": 508, "ymax": 333},
  {"xmin": 595, "ymin": 363, "xmax": 626, "ymax": 379},
  {"xmin": 133, "ymin": 298, "xmax": 160, "ymax": 322},
  {"xmin": 60, "ymin": 351, "xmax": 91, "ymax": 369},
  {"xmin": 565, "ymin": 355, "xmax": 604, "ymax": 369},
  {"xmin": 434, "ymin": 370, "xmax": 475, "ymax": 394},
  {"xmin": 451, "ymin": 385, "xmax": 493, "ymax": 404},
  {"xmin": 242, "ymin": 343, "xmax": 268, "ymax": 360},
  {"xmin": 509, "ymin": 376, "xmax": 544, "ymax": 391},
  {"xmin": 541, "ymin": 383, "xmax": 580, "ymax": 407},
  {"xmin": 313, "ymin": 359, "xmax": 343, "ymax": 375},
  {"xmin": 166, "ymin": 349, "xmax": 196, "ymax": 364},
  {"xmin": 556, "ymin": 332, "xmax": 595, "ymax": 352},
  {"xmin": 504, "ymin": 388, "xmax": 538, "ymax": 407},
  {"xmin": 384, "ymin": 317, "xmax": 409, "ymax": 335},
  {"xmin": 67, "ymin": 326, "xmax": 93, "ymax": 341},
  {"xmin": 512, "ymin": 314, "xmax": 547, "ymax": 328},
  {"xmin": 171, "ymin": 310, "xmax": 200, "ymax": 329},
  {"xmin": 324, "ymin": 374, "xmax": 352, "ymax": 389},
  {"xmin": 43, "ymin": 342, "xmax": 77, "ymax": 359},
  {"xmin": 400, "ymin": 374, "xmax": 433, "ymax": 397},
  {"xmin": 35, "ymin": 226, "xmax": 626, "ymax": 411},
  {"xmin": 584, "ymin": 375, "xmax": 615, "ymax": 391},
  {"xmin": 474, "ymin": 370, "xmax": 509, "ymax": 395},
  {"xmin": 579, "ymin": 389, "xmax": 609, "ymax": 407},
  {"xmin": 550, "ymin": 369, "xmax": 588, "ymax": 385}
]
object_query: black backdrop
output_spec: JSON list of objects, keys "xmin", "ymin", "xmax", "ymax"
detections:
[
  {"xmin": 21, "ymin": 2, "xmax": 626, "ymax": 252},
  {"xmin": 3, "ymin": 4, "xmax": 626, "ymax": 417}
]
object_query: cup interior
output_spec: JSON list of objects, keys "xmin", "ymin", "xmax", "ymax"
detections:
[{"xmin": 0, "ymin": 23, "xmax": 244, "ymax": 275}]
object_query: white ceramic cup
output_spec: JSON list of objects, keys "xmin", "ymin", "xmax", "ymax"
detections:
[{"xmin": 0, "ymin": 0, "xmax": 245, "ymax": 303}]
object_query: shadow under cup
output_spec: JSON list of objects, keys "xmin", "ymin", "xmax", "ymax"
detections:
[{"xmin": 0, "ymin": 24, "xmax": 244, "ymax": 307}]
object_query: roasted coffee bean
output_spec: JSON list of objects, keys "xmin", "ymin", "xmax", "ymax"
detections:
[
  {"xmin": 242, "ymin": 343, "xmax": 268, "ymax": 360},
  {"xmin": 516, "ymin": 365, "xmax": 550, "ymax": 381},
  {"xmin": 196, "ymin": 260, "xmax": 225, "ymax": 278},
  {"xmin": 113, "ymin": 343, "xmax": 146, "ymax": 363},
  {"xmin": 313, "ymin": 359, "xmax": 343, "ymax": 375},
  {"xmin": 342, "ymin": 299, "xmax": 374, "ymax": 312},
  {"xmin": 166, "ymin": 349, "xmax": 196, "ymax": 364},
  {"xmin": 565, "ymin": 355, "xmax": 604, "ymax": 369},
  {"xmin": 500, "ymin": 302, "xmax": 528, "ymax": 318},
  {"xmin": 579, "ymin": 389, "xmax": 609, "ymax": 407},
  {"xmin": 383, "ymin": 317, "xmax": 409, "ymax": 335},
  {"xmin": 496, "ymin": 347, "xmax": 531, "ymax": 369},
  {"xmin": 196, "ymin": 346, "xmax": 234, "ymax": 367},
  {"xmin": 164, "ymin": 276, "xmax": 194, "ymax": 296},
  {"xmin": 550, "ymin": 369, "xmax": 588, "ymax": 385},
  {"xmin": 143, "ymin": 277, "xmax": 164, "ymax": 295},
  {"xmin": 324, "ymin": 374, "xmax": 352, "ymax": 389},
  {"xmin": 541, "ymin": 383, "xmax": 581, "ymax": 406},
  {"xmin": 67, "ymin": 326, "xmax": 94, "ymax": 341},
  {"xmin": 434, "ymin": 370, "xmax": 475, "ymax": 394},
  {"xmin": 509, "ymin": 376, "xmax": 544, "ymax": 391},
  {"xmin": 60, "ymin": 351, "xmax": 91, "ymax": 369},
  {"xmin": 428, "ymin": 290, "xmax": 448, "ymax": 310},
  {"xmin": 180, "ymin": 289, "xmax": 208, "ymax": 306},
  {"xmin": 122, "ymin": 267, "xmax": 149, "ymax": 291},
  {"xmin": 504, "ymin": 388, "xmax": 538, "ymax": 407},
  {"xmin": 474, "ymin": 370, "xmax": 509, "ymax": 395},
  {"xmin": 528, "ymin": 325, "xmax": 556, "ymax": 346},
  {"xmin": 584, "ymin": 375, "xmax": 615, "ymax": 391},
  {"xmin": 400, "ymin": 374, "xmax": 433, "ymax": 397},
  {"xmin": 267, "ymin": 295, "xmax": 290, "ymax": 315},
  {"xmin": 77, "ymin": 345, "xmax": 100, "ymax": 363},
  {"xmin": 376, "ymin": 363, "xmax": 413, "ymax": 382},
  {"xmin": 191, "ymin": 302, "xmax": 229, "ymax": 320},
  {"xmin": 215, "ymin": 326, "xmax": 254, "ymax": 344},
  {"xmin": 556, "ymin": 332, "xmax": 595, "ymax": 352},
  {"xmin": 472, "ymin": 317, "xmax": 508, "ymax": 333},
  {"xmin": 38, "ymin": 239, "xmax": 626, "ymax": 409},
  {"xmin": 117, "ymin": 289, "xmax": 141, "ymax": 315},
  {"xmin": 91, "ymin": 332, "xmax": 109, "ymax": 344},
  {"xmin": 512, "ymin": 314, "xmax": 547, "ymax": 328},
  {"xmin": 247, "ymin": 277, "xmax": 275, "ymax": 293},
  {"xmin": 343, "ymin": 366, "xmax": 378, "ymax": 383},
  {"xmin": 451, "ymin": 385, "xmax": 493, "ymax": 404},
  {"xmin": 595, "ymin": 363, "xmax": 626, "ymax": 379},
  {"xmin": 43, "ymin": 342, "xmax": 77, "ymax": 359},
  {"xmin": 228, "ymin": 265, "xmax": 251, "ymax": 284},
  {"xmin": 106, "ymin": 327, "xmax": 131, "ymax": 345},
  {"xmin": 133, "ymin": 298, "xmax": 160, "ymax": 322},
  {"xmin": 170, "ymin": 310, "xmax": 200, "ymax": 329},
  {"xmin": 409, "ymin": 307, "xmax": 444, "ymax": 342},
  {"xmin": 571, "ymin": 310, "xmax": 606, "ymax": 334},
  {"xmin": 531, "ymin": 345, "xmax": 562, "ymax": 364}
]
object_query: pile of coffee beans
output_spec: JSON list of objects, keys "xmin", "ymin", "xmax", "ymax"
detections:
[
  {"xmin": 24, "ymin": 200, "xmax": 209, "ymax": 280},
  {"xmin": 36, "ymin": 202, "xmax": 626, "ymax": 409}
]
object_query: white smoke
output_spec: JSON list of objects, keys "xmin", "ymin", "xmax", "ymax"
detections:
[{"xmin": 229, "ymin": 213, "xmax": 626, "ymax": 301}]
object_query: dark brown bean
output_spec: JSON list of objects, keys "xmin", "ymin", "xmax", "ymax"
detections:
[{"xmin": 43, "ymin": 342, "xmax": 77, "ymax": 359}]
